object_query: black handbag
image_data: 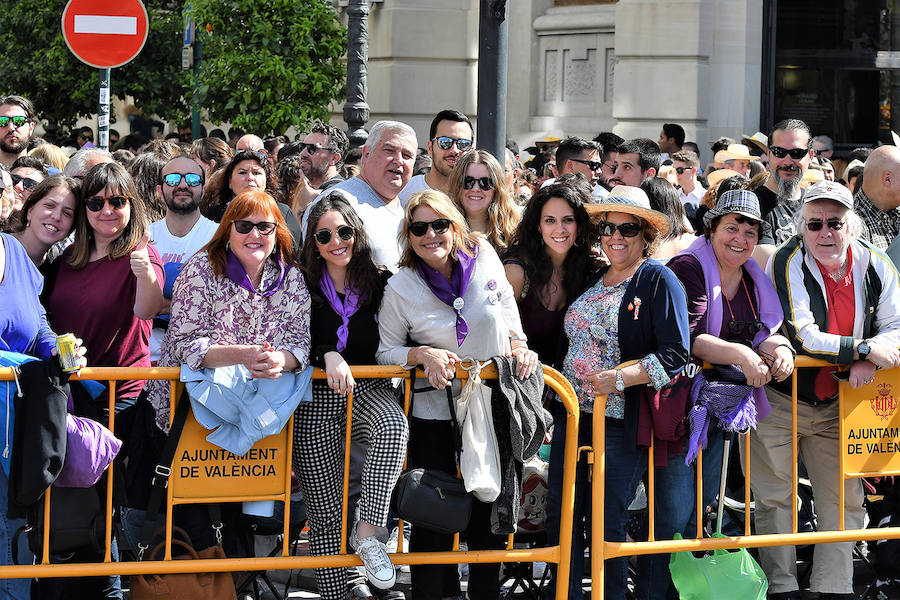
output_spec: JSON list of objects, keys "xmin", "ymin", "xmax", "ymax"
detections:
[
  {"xmin": 21, "ymin": 485, "xmax": 106, "ymax": 559},
  {"xmin": 391, "ymin": 368, "xmax": 473, "ymax": 535}
]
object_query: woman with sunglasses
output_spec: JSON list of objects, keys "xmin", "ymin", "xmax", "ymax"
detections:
[
  {"xmin": 654, "ymin": 189, "xmax": 792, "ymax": 599},
  {"xmin": 754, "ymin": 181, "xmax": 900, "ymax": 600},
  {"xmin": 201, "ymin": 149, "xmax": 303, "ymax": 251},
  {"xmin": 149, "ymin": 189, "xmax": 309, "ymax": 430},
  {"xmin": 10, "ymin": 156, "xmax": 48, "ymax": 212},
  {"xmin": 296, "ymin": 193, "xmax": 407, "ymax": 596},
  {"xmin": 553, "ymin": 186, "xmax": 690, "ymax": 600},
  {"xmin": 48, "ymin": 162, "xmax": 164, "ymax": 414},
  {"xmin": 447, "ymin": 150, "xmax": 520, "ymax": 253},
  {"xmin": 4, "ymin": 174, "xmax": 79, "ymax": 267},
  {"xmin": 377, "ymin": 189, "xmax": 537, "ymax": 600}
]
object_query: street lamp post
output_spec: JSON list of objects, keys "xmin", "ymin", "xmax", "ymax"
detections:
[
  {"xmin": 477, "ymin": 0, "xmax": 508, "ymax": 161},
  {"xmin": 343, "ymin": 0, "xmax": 371, "ymax": 149}
]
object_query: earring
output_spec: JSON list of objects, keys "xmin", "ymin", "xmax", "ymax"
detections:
[
  {"xmin": 225, "ymin": 240, "xmax": 231, "ymax": 251},
  {"xmin": 574, "ymin": 237, "xmax": 584, "ymax": 247}
]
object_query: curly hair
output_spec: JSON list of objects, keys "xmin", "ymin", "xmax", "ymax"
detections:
[
  {"xmin": 447, "ymin": 150, "xmax": 520, "ymax": 251},
  {"xmin": 301, "ymin": 192, "xmax": 386, "ymax": 311},
  {"xmin": 504, "ymin": 182, "xmax": 596, "ymax": 303}
]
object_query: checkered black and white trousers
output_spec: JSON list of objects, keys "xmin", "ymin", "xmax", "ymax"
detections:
[{"xmin": 293, "ymin": 378, "xmax": 409, "ymax": 600}]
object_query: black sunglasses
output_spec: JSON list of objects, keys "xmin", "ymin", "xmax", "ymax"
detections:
[
  {"xmin": 570, "ymin": 158, "xmax": 602, "ymax": 171},
  {"xmin": 769, "ymin": 145, "xmax": 810, "ymax": 160},
  {"xmin": 314, "ymin": 225, "xmax": 355, "ymax": 245},
  {"xmin": 597, "ymin": 221, "xmax": 642, "ymax": 238},
  {"xmin": 11, "ymin": 173, "xmax": 39, "ymax": 190},
  {"xmin": 674, "ymin": 166, "xmax": 693, "ymax": 174},
  {"xmin": 163, "ymin": 173, "xmax": 203, "ymax": 187},
  {"xmin": 300, "ymin": 142, "xmax": 330, "ymax": 155},
  {"xmin": 232, "ymin": 220, "xmax": 277, "ymax": 235},
  {"xmin": 409, "ymin": 218, "xmax": 451, "ymax": 237},
  {"xmin": 463, "ymin": 176, "xmax": 494, "ymax": 191},
  {"xmin": 0, "ymin": 116, "xmax": 31, "ymax": 129},
  {"xmin": 433, "ymin": 136, "xmax": 473, "ymax": 152},
  {"xmin": 806, "ymin": 218, "xmax": 845, "ymax": 232},
  {"xmin": 728, "ymin": 319, "xmax": 764, "ymax": 338},
  {"xmin": 86, "ymin": 195, "xmax": 129, "ymax": 212}
]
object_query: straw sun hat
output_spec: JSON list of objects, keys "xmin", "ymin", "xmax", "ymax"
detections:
[{"xmin": 584, "ymin": 185, "xmax": 671, "ymax": 238}]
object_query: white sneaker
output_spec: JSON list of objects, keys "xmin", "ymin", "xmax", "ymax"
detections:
[
  {"xmin": 386, "ymin": 526, "xmax": 410, "ymax": 554},
  {"xmin": 353, "ymin": 535, "xmax": 396, "ymax": 590}
]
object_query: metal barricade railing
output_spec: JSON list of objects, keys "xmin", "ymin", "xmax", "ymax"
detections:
[
  {"xmin": 590, "ymin": 356, "xmax": 900, "ymax": 598},
  {"xmin": 0, "ymin": 363, "xmax": 580, "ymax": 597}
]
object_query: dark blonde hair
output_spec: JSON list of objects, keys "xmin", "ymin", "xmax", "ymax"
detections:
[
  {"xmin": 398, "ymin": 189, "xmax": 481, "ymax": 270},
  {"xmin": 447, "ymin": 150, "xmax": 519, "ymax": 251},
  {"xmin": 67, "ymin": 162, "xmax": 147, "ymax": 269},
  {"xmin": 203, "ymin": 190, "xmax": 298, "ymax": 278}
]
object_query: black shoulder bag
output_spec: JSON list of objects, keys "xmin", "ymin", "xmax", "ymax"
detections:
[{"xmin": 391, "ymin": 368, "xmax": 473, "ymax": 535}]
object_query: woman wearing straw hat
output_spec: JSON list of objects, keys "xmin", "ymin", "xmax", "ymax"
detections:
[{"xmin": 547, "ymin": 185, "xmax": 690, "ymax": 600}]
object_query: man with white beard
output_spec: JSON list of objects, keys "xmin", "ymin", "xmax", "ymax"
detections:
[{"xmin": 759, "ymin": 119, "xmax": 814, "ymax": 245}]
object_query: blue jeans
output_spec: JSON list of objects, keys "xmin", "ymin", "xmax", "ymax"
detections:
[
  {"xmin": 0, "ymin": 468, "xmax": 32, "ymax": 600},
  {"xmin": 545, "ymin": 403, "xmax": 698, "ymax": 600}
]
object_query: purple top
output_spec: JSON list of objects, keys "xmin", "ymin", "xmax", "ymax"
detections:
[{"xmin": 0, "ymin": 233, "xmax": 55, "ymax": 358}]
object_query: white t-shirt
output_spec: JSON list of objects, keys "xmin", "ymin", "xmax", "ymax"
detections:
[
  {"xmin": 148, "ymin": 215, "xmax": 218, "ymax": 362},
  {"xmin": 397, "ymin": 174, "xmax": 432, "ymax": 205},
  {"xmin": 303, "ymin": 176, "xmax": 406, "ymax": 272}
]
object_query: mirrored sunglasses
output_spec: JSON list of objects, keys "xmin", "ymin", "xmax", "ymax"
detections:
[
  {"xmin": 163, "ymin": 173, "xmax": 203, "ymax": 187},
  {"xmin": 433, "ymin": 136, "xmax": 473, "ymax": 152}
]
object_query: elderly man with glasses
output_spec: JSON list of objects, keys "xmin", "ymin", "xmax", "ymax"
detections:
[{"xmin": 759, "ymin": 180, "xmax": 900, "ymax": 600}]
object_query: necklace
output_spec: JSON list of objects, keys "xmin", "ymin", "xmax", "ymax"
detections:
[{"xmin": 825, "ymin": 260, "xmax": 849, "ymax": 282}]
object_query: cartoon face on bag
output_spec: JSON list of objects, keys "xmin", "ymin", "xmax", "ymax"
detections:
[{"xmin": 517, "ymin": 473, "xmax": 549, "ymax": 531}]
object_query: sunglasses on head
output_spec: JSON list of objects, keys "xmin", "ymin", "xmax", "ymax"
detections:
[
  {"xmin": 314, "ymin": 225, "xmax": 355, "ymax": 245},
  {"xmin": 163, "ymin": 172, "xmax": 204, "ymax": 187},
  {"xmin": 409, "ymin": 218, "xmax": 451, "ymax": 237},
  {"xmin": 232, "ymin": 220, "xmax": 276, "ymax": 235},
  {"xmin": 0, "ymin": 116, "xmax": 30, "ymax": 129},
  {"xmin": 86, "ymin": 195, "xmax": 129, "ymax": 212},
  {"xmin": 806, "ymin": 218, "xmax": 845, "ymax": 232},
  {"xmin": 674, "ymin": 166, "xmax": 693, "ymax": 174},
  {"xmin": 463, "ymin": 175, "xmax": 494, "ymax": 191},
  {"xmin": 597, "ymin": 220, "xmax": 642, "ymax": 238},
  {"xmin": 769, "ymin": 145, "xmax": 810, "ymax": 160},
  {"xmin": 11, "ymin": 173, "xmax": 39, "ymax": 190},
  {"xmin": 570, "ymin": 158, "xmax": 602, "ymax": 171},
  {"xmin": 433, "ymin": 136, "xmax": 473, "ymax": 152},
  {"xmin": 299, "ymin": 142, "xmax": 330, "ymax": 155}
]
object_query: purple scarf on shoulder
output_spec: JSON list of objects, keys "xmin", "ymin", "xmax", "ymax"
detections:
[
  {"xmin": 416, "ymin": 245, "xmax": 479, "ymax": 347},
  {"xmin": 677, "ymin": 236, "xmax": 783, "ymax": 463},
  {"xmin": 225, "ymin": 250, "xmax": 286, "ymax": 297}
]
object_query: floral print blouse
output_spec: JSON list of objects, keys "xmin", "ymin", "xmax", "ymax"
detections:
[
  {"xmin": 148, "ymin": 251, "xmax": 311, "ymax": 430},
  {"xmin": 562, "ymin": 275, "xmax": 670, "ymax": 417}
]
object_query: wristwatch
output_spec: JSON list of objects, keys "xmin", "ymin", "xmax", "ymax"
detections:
[
  {"xmin": 858, "ymin": 339, "xmax": 872, "ymax": 361},
  {"xmin": 615, "ymin": 369, "xmax": 625, "ymax": 392}
]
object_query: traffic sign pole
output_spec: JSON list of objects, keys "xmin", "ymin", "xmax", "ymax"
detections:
[{"xmin": 98, "ymin": 69, "xmax": 110, "ymax": 151}]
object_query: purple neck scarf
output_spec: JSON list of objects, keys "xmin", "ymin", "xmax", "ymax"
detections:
[
  {"xmin": 225, "ymin": 249, "xmax": 286, "ymax": 297},
  {"xmin": 416, "ymin": 245, "xmax": 479, "ymax": 347},
  {"xmin": 319, "ymin": 270, "xmax": 361, "ymax": 353}
]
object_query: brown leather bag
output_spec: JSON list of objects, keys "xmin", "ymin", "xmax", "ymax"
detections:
[{"xmin": 130, "ymin": 527, "xmax": 237, "ymax": 600}]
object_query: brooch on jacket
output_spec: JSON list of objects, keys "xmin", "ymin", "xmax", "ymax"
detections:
[{"xmin": 627, "ymin": 297, "xmax": 642, "ymax": 320}]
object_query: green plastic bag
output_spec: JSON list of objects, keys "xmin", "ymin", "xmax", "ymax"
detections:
[{"xmin": 669, "ymin": 533, "xmax": 768, "ymax": 600}]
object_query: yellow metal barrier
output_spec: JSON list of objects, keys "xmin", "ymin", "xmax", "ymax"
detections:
[
  {"xmin": 590, "ymin": 356, "xmax": 900, "ymax": 598},
  {"xmin": 0, "ymin": 364, "xmax": 580, "ymax": 598}
]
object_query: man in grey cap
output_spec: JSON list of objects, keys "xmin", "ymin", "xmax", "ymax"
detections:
[{"xmin": 760, "ymin": 178, "xmax": 900, "ymax": 600}]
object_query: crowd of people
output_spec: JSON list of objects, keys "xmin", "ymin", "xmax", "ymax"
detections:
[{"xmin": 3, "ymin": 91, "xmax": 900, "ymax": 600}]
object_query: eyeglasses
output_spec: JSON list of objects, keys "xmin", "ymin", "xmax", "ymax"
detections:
[
  {"xmin": 674, "ymin": 166, "xmax": 693, "ymax": 174},
  {"xmin": 433, "ymin": 136, "xmax": 473, "ymax": 152},
  {"xmin": 11, "ymin": 173, "xmax": 39, "ymax": 190},
  {"xmin": 463, "ymin": 176, "xmax": 494, "ymax": 190},
  {"xmin": 232, "ymin": 220, "xmax": 277, "ymax": 235},
  {"xmin": 409, "ymin": 218, "xmax": 452, "ymax": 237},
  {"xmin": 86, "ymin": 195, "xmax": 129, "ymax": 212},
  {"xmin": 163, "ymin": 172, "xmax": 204, "ymax": 187},
  {"xmin": 314, "ymin": 225, "xmax": 355, "ymax": 245},
  {"xmin": 806, "ymin": 218, "xmax": 845, "ymax": 232},
  {"xmin": 570, "ymin": 158, "xmax": 602, "ymax": 171},
  {"xmin": 0, "ymin": 116, "xmax": 31, "ymax": 129},
  {"xmin": 597, "ymin": 221, "xmax": 642, "ymax": 238},
  {"xmin": 769, "ymin": 146, "xmax": 810, "ymax": 160},
  {"xmin": 299, "ymin": 142, "xmax": 330, "ymax": 155}
]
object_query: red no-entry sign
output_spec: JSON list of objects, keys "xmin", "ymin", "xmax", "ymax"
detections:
[{"xmin": 61, "ymin": 0, "xmax": 149, "ymax": 69}]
